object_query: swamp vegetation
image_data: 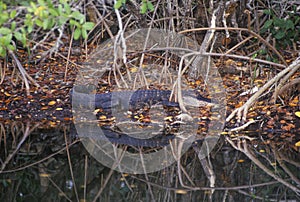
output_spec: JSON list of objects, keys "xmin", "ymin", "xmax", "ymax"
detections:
[{"xmin": 0, "ymin": 0, "xmax": 299, "ymax": 201}]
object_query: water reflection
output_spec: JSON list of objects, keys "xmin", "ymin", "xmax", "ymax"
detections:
[{"xmin": 0, "ymin": 121, "xmax": 299, "ymax": 201}]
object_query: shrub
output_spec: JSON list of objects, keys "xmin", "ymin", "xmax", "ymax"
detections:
[{"xmin": 0, "ymin": 0, "xmax": 95, "ymax": 57}]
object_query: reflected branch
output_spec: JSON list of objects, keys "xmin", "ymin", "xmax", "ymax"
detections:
[
  {"xmin": 226, "ymin": 137, "xmax": 300, "ymax": 195},
  {"xmin": 0, "ymin": 122, "xmax": 40, "ymax": 173}
]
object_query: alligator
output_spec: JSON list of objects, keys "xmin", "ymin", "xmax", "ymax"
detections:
[
  {"xmin": 71, "ymin": 88, "xmax": 213, "ymax": 112},
  {"xmin": 73, "ymin": 123, "xmax": 176, "ymax": 147},
  {"xmin": 71, "ymin": 88, "xmax": 212, "ymax": 147}
]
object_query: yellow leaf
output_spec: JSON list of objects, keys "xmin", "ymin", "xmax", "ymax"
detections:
[
  {"xmin": 99, "ymin": 115, "xmax": 107, "ymax": 120},
  {"xmin": 175, "ymin": 189, "xmax": 188, "ymax": 194},
  {"xmin": 49, "ymin": 121, "xmax": 57, "ymax": 126},
  {"xmin": 48, "ymin": 101, "xmax": 56, "ymax": 106},
  {"xmin": 55, "ymin": 108, "xmax": 63, "ymax": 111},
  {"xmin": 295, "ymin": 141, "xmax": 300, "ymax": 147},
  {"xmin": 34, "ymin": 6, "xmax": 45, "ymax": 16},
  {"xmin": 295, "ymin": 112, "xmax": 300, "ymax": 118},
  {"xmin": 39, "ymin": 173, "xmax": 50, "ymax": 177},
  {"xmin": 130, "ymin": 67, "xmax": 138, "ymax": 73},
  {"xmin": 236, "ymin": 61, "xmax": 243, "ymax": 66},
  {"xmin": 289, "ymin": 102, "xmax": 297, "ymax": 107},
  {"xmin": 96, "ymin": 59, "xmax": 104, "ymax": 63},
  {"xmin": 93, "ymin": 109, "xmax": 101, "ymax": 115},
  {"xmin": 164, "ymin": 116, "xmax": 173, "ymax": 121}
]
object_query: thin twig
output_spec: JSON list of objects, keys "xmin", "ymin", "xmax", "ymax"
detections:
[
  {"xmin": 0, "ymin": 122, "xmax": 40, "ymax": 173},
  {"xmin": 227, "ymin": 120, "xmax": 257, "ymax": 132},
  {"xmin": 8, "ymin": 50, "xmax": 40, "ymax": 96},
  {"xmin": 179, "ymin": 27, "xmax": 288, "ymax": 67},
  {"xmin": 64, "ymin": 128, "xmax": 79, "ymax": 202},
  {"xmin": 226, "ymin": 137, "xmax": 300, "ymax": 195},
  {"xmin": 226, "ymin": 56, "xmax": 300, "ymax": 122}
]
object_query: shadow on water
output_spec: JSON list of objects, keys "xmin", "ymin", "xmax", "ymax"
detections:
[{"xmin": 0, "ymin": 121, "xmax": 299, "ymax": 201}]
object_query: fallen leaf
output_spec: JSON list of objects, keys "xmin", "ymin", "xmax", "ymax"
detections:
[
  {"xmin": 48, "ymin": 101, "xmax": 56, "ymax": 106},
  {"xmin": 99, "ymin": 115, "xmax": 107, "ymax": 120},
  {"xmin": 175, "ymin": 189, "xmax": 188, "ymax": 194},
  {"xmin": 39, "ymin": 173, "xmax": 50, "ymax": 177}
]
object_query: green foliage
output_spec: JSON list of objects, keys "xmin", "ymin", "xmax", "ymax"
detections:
[
  {"xmin": 261, "ymin": 8, "xmax": 300, "ymax": 48},
  {"xmin": 2, "ymin": 0, "xmax": 31, "ymax": 6},
  {"xmin": 26, "ymin": 0, "xmax": 95, "ymax": 40},
  {"xmin": 114, "ymin": 0, "xmax": 154, "ymax": 14},
  {"xmin": 0, "ymin": 2, "xmax": 16, "ymax": 56},
  {"xmin": 140, "ymin": 0, "xmax": 154, "ymax": 14},
  {"xmin": 0, "ymin": 0, "xmax": 95, "ymax": 57},
  {"xmin": 114, "ymin": 0, "xmax": 126, "ymax": 10}
]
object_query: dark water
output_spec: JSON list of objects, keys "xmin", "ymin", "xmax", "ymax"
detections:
[{"xmin": 0, "ymin": 121, "xmax": 299, "ymax": 202}]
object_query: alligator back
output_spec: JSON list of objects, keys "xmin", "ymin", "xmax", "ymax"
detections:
[{"xmin": 71, "ymin": 89, "xmax": 212, "ymax": 112}]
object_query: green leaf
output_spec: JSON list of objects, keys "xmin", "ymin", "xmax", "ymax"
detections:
[
  {"xmin": 7, "ymin": 44, "xmax": 15, "ymax": 51},
  {"xmin": 64, "ymin": 2, "xmax": 71, "ymax": 15},
  {"xmin": 69, "ymin": 19, "xmax": 80, "ymax": 27},
  {"xmin": 263, "ymin": 9, "xmax": 272, "ymax": 15},
  {"xmin": 20, "ymin": 31, "xmax": 27, "ymax": 46},
  {"xmin": 14, "ymin": 31, "xmax": 22, "ymax": 41},
  {"xmin": 11, "ymin": 21, "xmax": 16, "ymax": 30},
  {"xmin": 49, "ymin": 8, "xmax": 59, "ymax": 16},
  {"xmin": 38, "ymin": 0, "xmax": 46, "ymax": 6},
  {"xmin": 4, "ymin": 33, "xmax": 12, "ymax": 46},
  {"xmin": 263, "ymin": 19, "xmax": 273, "ymax": 29},
  {"xmin": 58, "ymin": 4, "xmax": 63, "ymax": 15},
  {"xmin": 71, "ymin": 11, "xmax": 84, "ymax": 20},
  {"xmin": 114, "ymin": 0, "xmax": 122, "ymax": 10},
  {"xmin": 0, "ymin": 2, "xmax": 7, "ymax": 11},
  {"xmin": 274, "ymin": 30, "xmax": 285, "ymax": 39},
  {"xmin": 140, "ymin": 3, "xmax": 147, "ymax": 14},
  {"xmin": 147, "ymin": 1, "xmax": 154, "ymax": 12},
  {"xmin": 25, "ymin": 13, "xmax": 32, "ymax": 20},
  {"xmin": 274, "ymin": 18, "xmax": 285, "ymax": 27},
  {"xmin": 81, "ymin": 28, "xmax": 87, "ymax": 39},
  {"xmin": 82, "ymin": 22, "xmax": 94, "ymax": 30},
  {"xmin": 0, "ymin": 12, "xmax": 8, "ymax": 26},
  {"xmin": 48, "ymin": 18, "xmax": 55, "ymax": 28},
  {"xmin": 58, "ymin": 15, "xmax": 68, "ymax": 25},
  {"xmin": 294, "ymin": 16, "xmax": 300, "ymax": 25},
  {"xmin": 30, "ymin": 2, "xmax": 37, "ymax": 10},
  {"xmin": 46, "ymin": 0, "xmax": 54, "ymax": 8},
  {"xmin": 27, "ymin": 7, "xmax": 34, "ymax": 13},
  {"xmin": 43, "ymin": 18, "xmax": 49, "ymax": 29},
  {"xmin": 0, "ymin": 27, "xmax": 11, "ymax": 35},
  {"xmin": 285, "ymin": 20, "xmax": 294, "ymax": 30},
  {"xmin": 73, "ymin": 28, "xmax": 81, "ymax": 40},
  {"xmin": 0, "ymin": 46, "xmax": 6, "ymax": 57},
  {"xmin": 10, "ymin": 10, "xmax": 16, "ymax": 18},
  {"xmin": 79, "ymin": 17, "xmax": 84, "ymax": 24},
  {"xmin": 27, "ymin": 24, "xmax": 33, "ymax": 33},
  {"xmin": 35, "ymin": 19, "xmax": 43, "ymax": 27}
]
